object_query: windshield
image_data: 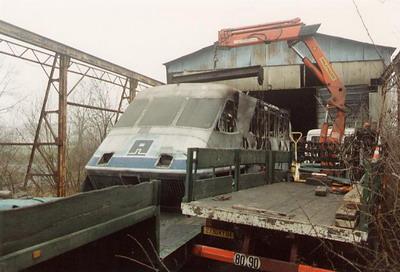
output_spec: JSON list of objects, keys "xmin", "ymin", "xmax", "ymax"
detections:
[
  {"xmin": 115, "ymin": 96, "xmax": 223, "ymax": 129},
  {"xmin": 177, "ymin": 98, "xmax": 223, "ymax": 129},
  {"xmin": 139, "ymin": 97, "xmax": 185, "ymax": 126},
  {"xmin": 114, "ymin": 99, "xmax": 149, "ymax": 128}
]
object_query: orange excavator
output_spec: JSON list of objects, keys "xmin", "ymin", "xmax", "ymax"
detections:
[{"xmin": 218, "ymin": 18, "xmax": 346, "ymax": 144}]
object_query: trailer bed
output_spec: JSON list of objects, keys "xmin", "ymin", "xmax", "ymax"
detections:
[
  {"xmin": 181, "ymin": 182, "xmax": 367, "ymax": 244},
  {"xmin": 0, "ymin": 182, "xmax": 160, "ymax": 272}
]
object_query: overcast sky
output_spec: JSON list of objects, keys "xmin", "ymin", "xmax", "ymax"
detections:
[{"xmin": 0, "ymin": 0, "xmax": 399, "ymax": 83}]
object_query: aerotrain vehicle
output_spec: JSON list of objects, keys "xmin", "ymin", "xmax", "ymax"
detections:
[{"xmin": 84, "ymin": 83, "xmax": 291, "ymax": 206}]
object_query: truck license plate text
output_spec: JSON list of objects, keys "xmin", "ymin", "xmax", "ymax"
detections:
[{"xmin": 233, "ymin": 253, "xmax": 261, "ymax": 270}]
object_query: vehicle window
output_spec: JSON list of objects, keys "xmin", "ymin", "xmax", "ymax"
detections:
[
  {"xmin": 139, "ymin": 97, "xmax": 185, "ymax": 126},
  {"xmin": 177, "ymin": 98, "xmax": 223, "ymax": 129},
  {"xmin": 279, "ymin": 116, "xmax": 287, "ymax": 136},
  {"xmin": 269, "ymin": 112, "xmax": 276, "ymax": 137},
  {"xmin": 248, "ymin": 103, "xmax": 267, "ymax": 149},
  {"xmin": 311, "ymin": 136, "xmax": 319, "ymax": 143},
  {"xmin": 216, "ymin": 100, "xmax": 237, "ymax": 133},
  {"xmin": 114, "ymin": 99, "xmax": 149, "ymax": 128},
  {"xmin": 283, "ymin": 118, "xmax": 289, "ymax": 137}
]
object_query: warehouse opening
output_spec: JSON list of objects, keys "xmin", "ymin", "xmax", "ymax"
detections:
[{"xmin": 250, "ymin": 88, "xmax": 317, "ymax": 135}]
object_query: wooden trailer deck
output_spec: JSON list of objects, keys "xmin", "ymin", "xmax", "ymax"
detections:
[{"xmin": 182, "ymin": 182, "xmax": 367, "ymax": 244}]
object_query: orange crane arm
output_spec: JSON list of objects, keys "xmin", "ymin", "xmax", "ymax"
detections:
[
  {"xmin": 291, "ymin": 37, "xmax": 346, "ymax": 143},
  {"xmin": 218, "ymin": 18, "xmax": 303, "ymax": 46},
  {"xmin": 217, "ymin": 18, "xmax": 346, "ymax": 143}
]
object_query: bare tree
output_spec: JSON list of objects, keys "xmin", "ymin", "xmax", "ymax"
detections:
[
  {"xmin": 0, "ymin": 62, "xmax": 27, "ymax": 195},
  {"xmin": 0, "ymin": 63, "xmax": 25, "ymax": 114},
  {"xmin": 0, "ymin": 130, "xmax": 27, "ymax": 194},
  {"xmin": 341, "ymin": 58, "xmax": 400, "ymax": 272},
  {"xmin": 66, "ymin": 81, "xmax": 117, "ymax": 193},
  {"xmin": 6, "ymin": 79, "xmax": 119, "ymax": 195}
]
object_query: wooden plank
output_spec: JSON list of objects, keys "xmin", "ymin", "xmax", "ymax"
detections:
[
  {"xmin": 196, "ymin": 149, "xmax": 235, "ymax": 169},
  {"xmin": 335, "ymin": 218, "xmax": 357, "ymax": 229},
  {"xmin": 0, "ymin": 206, "xmax": 157, "ymax": 272},
  {"xmin": 193, "ymin": 176, "xmax": 233, "ymax": 200},
  {"xmin": 0, "ymin": 182, "xmax": 157, "ymax": 256},
  {"xmin": 238, "ymin": 172, "xmax": 266, "ymax": 190},
  {"xmin": 343, "ymin": 184, "xmax": 362, "ymax": 209},
  {"xmin": 335, "ymin": 203, "xmax": 358, "ymax": 220}
]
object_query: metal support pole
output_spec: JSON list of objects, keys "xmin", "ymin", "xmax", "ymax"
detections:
[
  {"xmin": 57, "ymin": 54, "xmax": 69, "ymax": 197},
  {"xmin": 24, "ymin": 54, "xmax": 58, "ymax": 188},
  {"xmin": 114, "ymin": 78, "xmax": 129, "ymax": 124},
  {"xmin": 67, "ymin": 101, "xmax": 123, "ymax": 113},
  {"xmin": 129, "ymin": 78, "xmax": 138, "ymax": 102},
  {"xmin": 268, "ymin": 151, "xmax": 274, "ymax": 183},
  {"xmin": 183, "ymin": 148, "xmax": 195, "ymax": 202}
]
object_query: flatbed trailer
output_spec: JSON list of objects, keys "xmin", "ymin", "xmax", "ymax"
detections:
[
  {"xmin": 182, "ymin": 182, "xmax": 367, "ymax": 244},
  {"xmin": 0, "ymin": 180, "xmax": 205, "ymax": 272},
  {"xmin": 0, "ymin": 148, "xmax": 377, "ymax": 271},
  {"xmin": 0, "ymin": 182, "xmax": 161, "ymax": 272},
  {"xmin": 180, "ymin": 148, "xmax": 373, "ymax": 272}
]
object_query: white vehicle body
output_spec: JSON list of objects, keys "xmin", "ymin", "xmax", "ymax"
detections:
[
  {"xmin": 84, "ymin": 83, "xmax": 291, "ymax": 205},
  {"xmin": 306, "ymin": 128, "xmax": 355, "ymax": 143}
]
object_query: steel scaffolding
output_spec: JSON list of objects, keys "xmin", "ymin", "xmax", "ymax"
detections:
[{"xmin": 0, "ymin": 20, "xmax": 163, "ymax": 196}]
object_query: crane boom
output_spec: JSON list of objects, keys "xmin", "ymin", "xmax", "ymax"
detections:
[{"xmin": 218, "ymin": 18, "xmax": 346, "ymax": 143}]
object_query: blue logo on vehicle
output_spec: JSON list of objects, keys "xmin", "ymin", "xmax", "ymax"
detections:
[{"xmin": 128, "ymin": 140, "xmax": 153, "ymax": 156}]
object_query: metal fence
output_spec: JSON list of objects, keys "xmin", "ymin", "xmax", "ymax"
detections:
[{"xmin": 183, "ymin": 148, "xmax": 292, "ymax": 202}]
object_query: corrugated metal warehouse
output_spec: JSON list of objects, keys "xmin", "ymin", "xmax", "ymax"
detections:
[{"xmin": 164, "ymin": 33, "xmax": 396, "ymax": 134}]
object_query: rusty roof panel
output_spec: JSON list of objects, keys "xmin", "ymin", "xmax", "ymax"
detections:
[{"xmin": 165, "ymin": 34, "xmax": 395, "ymax": 74}]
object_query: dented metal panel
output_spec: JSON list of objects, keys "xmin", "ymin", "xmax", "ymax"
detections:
[
  {"xmin": 165, "ymin": 34, "xmax": 394, "ymax": 95},
  {"xmin": 171, "ymin": 65, "xmax": 263, "ymax": 84},
  {"xmin": 265, "ymin": 65, "xmax": 301, "ymax": 89},
  {"xmin": 165, "ymin": 34, "xmax": 395, "ymax": 77},
  {"xmin": 332, "ymin": 61, "xmax": 384, "ymax": 86},
  {"xmin": 191, "ymin": 65, "xmax": 301, "ymax": 91}
]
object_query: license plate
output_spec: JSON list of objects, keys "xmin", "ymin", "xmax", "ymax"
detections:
[
  {"xmin": 233, "ymin": 252, "xmax": 261, "ymax": 270},
  {"xmin": 203, "ymin": 226, "xmax": 234, "ymax": 239}
]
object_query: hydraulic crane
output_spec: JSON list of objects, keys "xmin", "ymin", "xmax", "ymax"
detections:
[{"xmin": 218, "ymin": 18, "xmax": 346, "ymax": 143}]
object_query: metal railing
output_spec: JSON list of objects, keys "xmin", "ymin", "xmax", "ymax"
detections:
[{"xmin": 183, "ymin": 148, "xmax": 292, "ymax": 202}]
